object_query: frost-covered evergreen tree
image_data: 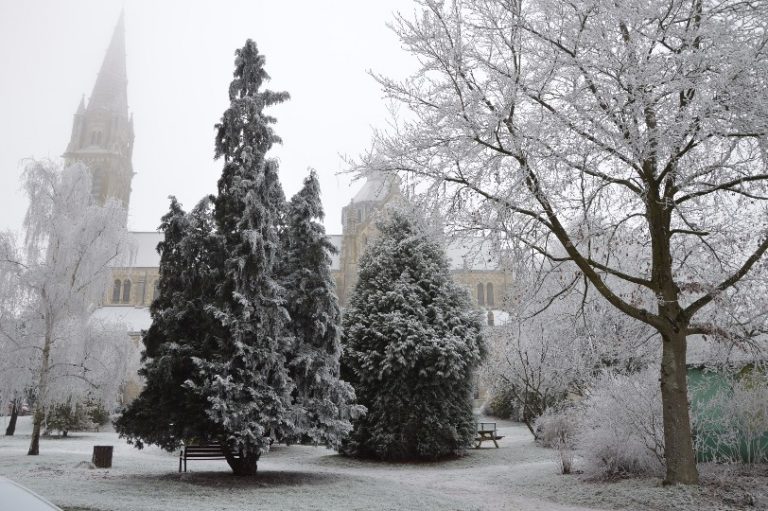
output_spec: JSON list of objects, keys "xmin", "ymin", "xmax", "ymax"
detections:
[
  {"xmin": 281, "ymin": 170, "xmax": 360, "ymax": 447},
  {"xmin": 188, "ymin": 39, "xmax": 293, "ymax": 476},
  {"xmin": 115, "ymin": 196, "xmax": 222, "ymax": 450},
  {"xmin": 341, "ymin": 210, "xmax": 484, "ymax": 460}
]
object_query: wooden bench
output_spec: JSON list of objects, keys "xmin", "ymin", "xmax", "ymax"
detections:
[
  {"xmin": 178, "ymin": 443, "xmax": 230, "ymax": 472},
  {"xmin": 474, "ymin": 422, "xmax": 504, "ymax": 448}
]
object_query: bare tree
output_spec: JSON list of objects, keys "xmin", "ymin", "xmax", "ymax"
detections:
[
  {"xmin": 358, "ymin": 0, "xmax": 768, "ymax": 484},
  {"xmin": 0, "ymin": 161, "xmax": 133, "ymax": 455}
]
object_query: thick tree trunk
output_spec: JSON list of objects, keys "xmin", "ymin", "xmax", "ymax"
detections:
[
  {"xmin": 223, "ymin": 448, "xmax": 259, "ymax": 476},
  {"xmin": 5, "ymin": 400, "xmax": 19, "ymax": 436},
  {"xmin": 659, "ymin": 329, "xmax": 699, "ymax": 485}
]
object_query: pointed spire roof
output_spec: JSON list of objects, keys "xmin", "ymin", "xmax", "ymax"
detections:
[
  {"xmin": 88, "ymin": 10, "xmax": 128, "ymax": 116},
  {"xmin": 76, "ymin": 94, "xmax": 86, "ymax": 114}
]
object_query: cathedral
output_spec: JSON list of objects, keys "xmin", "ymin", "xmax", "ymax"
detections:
[{"xmin": 72, "ymin": 15, "xmax": 511, "ymax": 349}]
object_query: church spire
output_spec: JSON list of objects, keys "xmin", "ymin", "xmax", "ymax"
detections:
[
  {"xmin": 63, "ymin": 10, "xmax": 134, "ymax": 215},
  {"xmin": 88, "ymin": 10, "xmax": 128, "ymax": 116}
]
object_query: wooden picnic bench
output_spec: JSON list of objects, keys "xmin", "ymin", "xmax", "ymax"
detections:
[
  {"xmin": 474, "ymin": 422, "xmax": 503, "ymax": 448},
  {"xmin": 178, "ymin": 443, "xmax": 231, "ymax": 472}
]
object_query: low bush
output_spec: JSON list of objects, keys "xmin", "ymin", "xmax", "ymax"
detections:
[
  {"xmin": 576, "ymin": 368, "xmax": 665, "ymax": 477},
  {"xmin": 481, "ymin": 388, "xmax": 516, "ymax": 420},
  {"xmin": 535, "ymin": 406, "xmax": 579, "ymax": 474}
]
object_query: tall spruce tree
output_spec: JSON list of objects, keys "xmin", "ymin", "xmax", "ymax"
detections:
[
  {"xmin": 341, "ymin": 210, "xmax": 485, "ymax": 460},
  {"xmin": 115, "ymin": 196, "xmax": 221, "ymax": 450},
  {"xmin": 118, "ymin": 41, "xmax": 292, "ymax": 476},
  {"xmin": 190, "ymin": 39, "xmax": 293, "ymax": 476},
  {"xmin": 281, "ymin": 171, "xmax": 360, "ymax": 447}
]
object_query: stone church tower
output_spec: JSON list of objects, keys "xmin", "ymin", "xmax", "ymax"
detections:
[
  {"xmin": 63, "ymin": 12, "xmax": 134, "ymax": 214},
  {"xmin": 337, "ymin": 172, "xmax": 402, "ymax": 304}
]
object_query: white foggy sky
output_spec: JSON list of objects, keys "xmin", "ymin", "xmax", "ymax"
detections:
[{"xmin": 0, "ymin": 0, "xmax": 417, "ymax": 235}]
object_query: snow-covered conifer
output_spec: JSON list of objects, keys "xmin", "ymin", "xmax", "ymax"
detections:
[
  {"xmin": 281, "ymin": 170, "xmax": 360, "ymax": 447},
  {"xmin": 115, "ymin": 196, "xmax": 222, "ymax": 450},
  {"xmin": 341, "ymin": 210, "xmax": 484, "ymax": 460},
  {"xmin": 189, "ymin": 40, "xmax": 292, "ymax": 476}
]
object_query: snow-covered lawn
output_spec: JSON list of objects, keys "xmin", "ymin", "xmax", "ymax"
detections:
[{"xmin": 0, "ymin": 416, "xmax": 764, "ymax": 511}]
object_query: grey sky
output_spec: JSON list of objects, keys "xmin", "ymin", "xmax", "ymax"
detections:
[{"xmin": 0, "ymin": 0, "xmax": 416, "ymax": 235}]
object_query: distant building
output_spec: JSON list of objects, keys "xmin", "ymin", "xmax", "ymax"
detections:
[{"xmin": 64, "ymin": 11, "xmax": 134, "ymax": 211}]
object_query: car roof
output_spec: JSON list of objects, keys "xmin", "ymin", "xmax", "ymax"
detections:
[{"xmin": 0, "ymin": 476, "xmax": 63, "ymax": 510}]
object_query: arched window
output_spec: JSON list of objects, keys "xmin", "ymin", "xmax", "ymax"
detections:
[
  {"xmin": 477, "ymin": 283, "xmax": 485, "ymax": 305},
  {"xmin": 486, "ymin": 282, "xmax": 494, "ymax": 306},
  {"xmin": 111, "ymin": 280, "xmax": 121, "ymax": 304},
  {"xmin": 153, "ymin": 280, "xmax": 159, "ymax": 301},
  {"xmin": 122, "ymin": 279, "xmax": 131, "ymax": 303}
]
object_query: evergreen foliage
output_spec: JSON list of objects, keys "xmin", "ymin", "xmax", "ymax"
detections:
[
  {"xmin": 281, "ymin": 171, "xmax": 360, "ymax": 447},
  {"xmin": 118, "ymin": 40, "xmax": 356, "ymax": 476},
  {"xmin": 45, "ymin": 399, "xmax": 110, "ymax": 437},
  {"xmin": 115, "ymin": 197, "xmax": 221, "ymax": 450},
  {"xmin": 341, "ymin": 210, "xmax": 484, "ymax": 460},
  {"xmin": 192, "ymin": 39, "xmax": 292, "ymax": 476}
]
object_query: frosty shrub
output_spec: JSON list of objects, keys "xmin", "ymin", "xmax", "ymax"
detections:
[
  {"xmin": 481, "ymin": 387, "xmax": 516, "ymax": 420},
  {"xmin": 535, "ymin": 406, "xmax": 580, "ymax": 474},
  {"xmin": 692, "ymin": 367, "xmax": 768, "ymax": 464},
  {"xmin": 341, "ymin": 210, "xmax": 484, "ymax": 461},
  {"xmin": 577, "ymin": 369, "xmax": 665, "ymax": 477},
  {"xmin": 44, "ymin": 400, "xmax": 110, "ymax": 437}
]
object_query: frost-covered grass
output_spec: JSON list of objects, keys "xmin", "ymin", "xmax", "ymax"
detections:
[{"xmin": 0, "ymin": 416, "xmax": 765, "ymax": 511}]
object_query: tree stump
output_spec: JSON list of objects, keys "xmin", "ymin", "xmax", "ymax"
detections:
[{"xmin": 92, "ymin": 445, "xmax": 113, "ymax": 468}]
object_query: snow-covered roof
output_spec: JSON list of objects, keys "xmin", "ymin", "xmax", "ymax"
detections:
[
  {"xmin": 92, "ymin": 306, "xmax": 152, "ymax": 333},
  {"xmin": 126, "ymin": 231, "xmax": 162, "ymax": 268},
  {"xmin": 351, "ymin": 174, "xmax": 398, "ymax": 203}
]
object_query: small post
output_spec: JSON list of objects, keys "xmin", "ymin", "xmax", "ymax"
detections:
[{"xmin": 92, "ymin": 445, "xmax": 113, "ymax": 468}]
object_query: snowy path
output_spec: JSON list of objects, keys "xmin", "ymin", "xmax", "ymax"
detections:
[{"xmin": 0, "ymin": 416, "xmax": 605, "ymax": 511}]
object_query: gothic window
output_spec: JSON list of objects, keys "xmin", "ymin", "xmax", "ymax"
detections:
[
  {"xmin": 477, "ymin": 283, "xmax": 485, "ymax": 306},
  {"xmin": 111, "ymin": 280, "xmax": 121, "ymax": 304},
  {"xmin": 486, "ymin": 282, "xmax": 494, "ymax": 306},
  {"xmin": 122, "ymin": 279, "xmax": 131, "ymax": 304}
]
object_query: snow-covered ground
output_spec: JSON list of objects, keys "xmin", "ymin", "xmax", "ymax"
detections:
[{"xmin": 0, "ymin": 416, "xmax": 764, "ymax": 511}]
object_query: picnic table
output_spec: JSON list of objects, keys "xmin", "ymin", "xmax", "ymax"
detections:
[{"xmin": 474, "ymin": 422, "xmax": 503, "ymax": 448}]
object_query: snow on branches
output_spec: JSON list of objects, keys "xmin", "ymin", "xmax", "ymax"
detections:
[{"xmin": 0, "ymin": 160, "xmax": 134, "ymax": 454}]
